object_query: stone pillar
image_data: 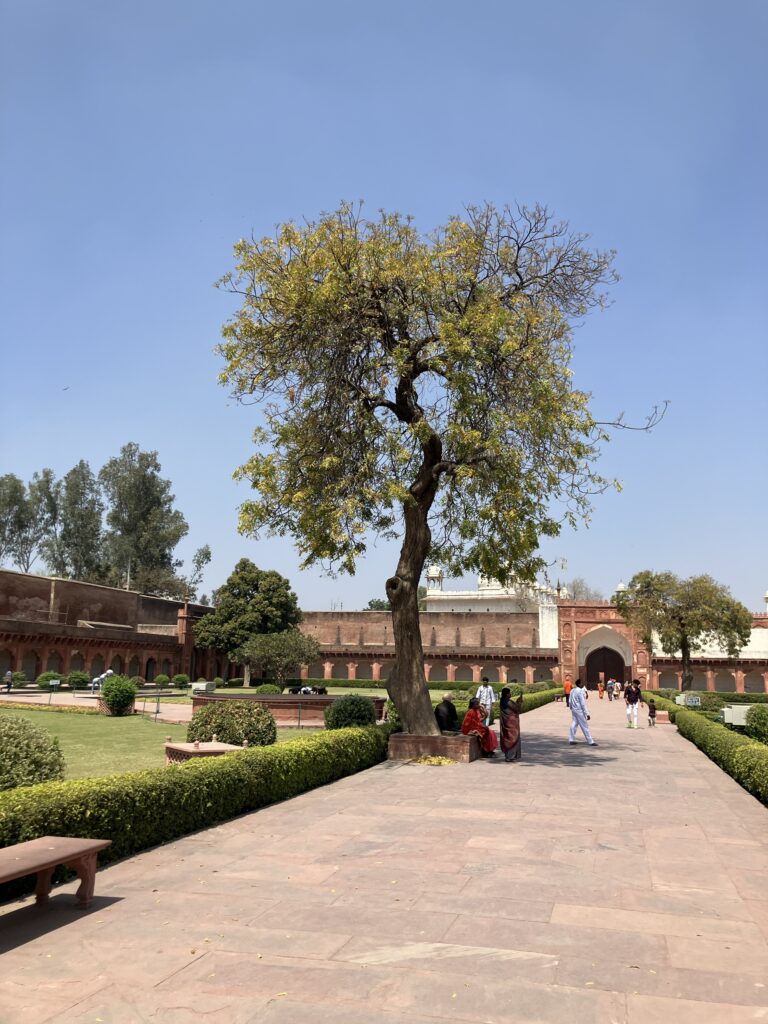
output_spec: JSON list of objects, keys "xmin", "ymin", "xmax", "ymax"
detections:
[
  {"xmin": 372, "ymin": 662, "xmax": 381, "ymax": 682},
  {"xmin": 676, "ymin": 670, "xmax": 683, "ymax": 691},
  {"xmin": 523, "ymin": 665, "xmax": 535, "ymax": 685},
  {"xmin": 300, "ymin": 664, "xmax": 309, "ymax": 681},
  {"xmin": 650, "ymin": 669, "xmax": 660, "ymax": 689},
  {"xmin": 763, "ymin": 671, "xmax": 768, "ymax": 694},
  {"xmin": 347, "ymin": 662, "xmax": 358, "ymax": 681},
  {"xmin": 471, "ymin": 664, "xmax": 483, "ymax": 683},
  {"xmin": 40, "ymin": 646, "xmax": 50, "ymax": 676},
  {"xmin": 446, "ymin": 664, "xmax": 457, "ymax": 682},
  {"xmin": 735, "ymin": 670, "xmax": 745, "ymax": 694},
  {"xmin": 423, "ymin": 663, "xmax": 432, "ymax": 681},
  {"xmin": 497, "ymin": 665, "xmax": 508, "ymax": 684},
  {"xmin": 706, "ymin": 669, "xmax": 716, "ymax": 692},
  {"xmin": 323, "ymin": 661, "xmax": 333, "ymax": 680}
]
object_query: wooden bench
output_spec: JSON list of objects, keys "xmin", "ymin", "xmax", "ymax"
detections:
[{"xmin": 0, "ymin": 836, "xmax": 111, "ymax": 909}]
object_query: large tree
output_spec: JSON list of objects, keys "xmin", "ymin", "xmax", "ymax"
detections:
[
  {"xmin": 217, "ymin": 202, "xmax": 619, "ymax": 733},
  {"xmin": 194, "ymin": 558, "xmax": 302, "ymax": 684},
  {"xmin": 565, "ymin": 576, "xmax": 604, "ymax": 601},
  {"xmin": 99, "ymin": 442, "xmax": 189, "ymax": 596},
  {"xmin": 614, "ymin": 571, "xmax": 753, "ymax": 690}
]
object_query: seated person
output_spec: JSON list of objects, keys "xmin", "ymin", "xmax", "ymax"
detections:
[
  {"xmin": 461, "ymin": 697, "xmax": 499, "ymax": 755},
  {"xmin": 434, "ymin": 693, "xmax": 459, "ymax": 732}
]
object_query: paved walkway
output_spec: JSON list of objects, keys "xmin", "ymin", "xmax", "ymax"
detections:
[{"xmin": 1, "ymin": 696, "xmax": 767, "ymax": 1023}]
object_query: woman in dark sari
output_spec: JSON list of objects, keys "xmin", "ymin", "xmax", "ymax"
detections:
[{"xmin": 499, "ymin": 687, "xmax": 523, "ymax": 762}]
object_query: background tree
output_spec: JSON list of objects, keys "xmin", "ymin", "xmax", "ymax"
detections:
[
  {"xmin": 194, "ymin": 558, "xmax": 302, "ymax": 685},
  {"xmin": 0, "ymin": 474, "xmax": 26, "ymax": 567},
  {"xmin": 614, "ymin": 571, "xmax": 753, "ymax": 691},
  {"xmin": 238, "ymin": 629, "xmax": 320, "ymax": 687},
  {"xmin": 9, "ymin": 470, "xmax": 57, "ymax": 573},
  {"xmin": 99, "ymin": 442, "xmax": 189, "ymax": 596},
  {"xmin": 186, "ymin": 544, "xmax": 212, "ymax": 601},
  {"xmin": 218, "ymin": 202, "xmax": 622, "ymax": 733},
  {"xmin": 564, "ymin": 576, "xmax": 604, "ymax": 601},
  {"xmin": 42, "ymin": 460, "xmax": 105, "ymax": 580}
]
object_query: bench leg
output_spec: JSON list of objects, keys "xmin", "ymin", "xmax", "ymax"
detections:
[
  {"xmin": 64, "ymin": 852, "xmax": 98, "ymax": 909},
  {"xmin": 34, "ymin": 867, "xmax": 55, "ymax": 903}
]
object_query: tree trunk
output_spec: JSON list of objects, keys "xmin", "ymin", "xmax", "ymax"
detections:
[
  {"xmin": 386, "ymin": 499, "xmax": 440, "ymax": 735},
  {"xmin": 243, "ymin": 663, "xmax": 251, "ymax": 687},
  {"xmin": 681, "ymin": 637, "xmax": 692, "ymax": 692}
]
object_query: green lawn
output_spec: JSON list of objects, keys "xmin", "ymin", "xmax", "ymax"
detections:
[{"xmin": 0, "ymin": 708, "xmax": 303, "ymax": 780}]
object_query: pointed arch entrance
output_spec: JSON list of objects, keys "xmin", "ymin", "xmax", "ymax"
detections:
[{"xmin": 577, "ymin": 625, "xmax": 632, "ymax": 689}]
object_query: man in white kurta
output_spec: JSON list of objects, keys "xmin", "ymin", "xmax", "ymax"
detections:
[{"xmin": 568, "ymin": 679, "xmax": 598, "ymax": 745}]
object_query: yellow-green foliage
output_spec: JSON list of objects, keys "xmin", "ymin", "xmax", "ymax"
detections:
[{"xmin": 0, "ymin": 727, "xmax": 390, "ymax": 876}]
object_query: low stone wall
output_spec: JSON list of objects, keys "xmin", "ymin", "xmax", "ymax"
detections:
[
  {"xmin": 388, "ymin": 733, "xmax": 481, "ymax": 762},
  {"xmin": 191, "ymin": 692, "xmax": 387, "ymax": 726}
]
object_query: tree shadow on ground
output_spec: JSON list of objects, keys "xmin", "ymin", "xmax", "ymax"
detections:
[{"xmin": 482, "ymin": 730, "xmax": 619, "ymax": 768}]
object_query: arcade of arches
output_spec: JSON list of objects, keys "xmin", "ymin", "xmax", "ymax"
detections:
[{"xmin": 1, "ymin": 571, "xmax": 767, "ymax": 692}]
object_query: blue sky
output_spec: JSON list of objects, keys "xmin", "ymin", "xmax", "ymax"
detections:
[{"xmin": 1, "ymin": 0, "xmax": 766, "ymax": 611}]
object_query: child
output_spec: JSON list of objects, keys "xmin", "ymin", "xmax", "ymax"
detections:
[{"xmin": 648, "ymin": 698, "xmax": 657, "ymax": 727}]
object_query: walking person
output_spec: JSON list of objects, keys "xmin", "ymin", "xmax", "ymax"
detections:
[
  {"xmin": 568, "ymin": 678, "xmax": 598, "ymax": 746},
  {"xmin": 624, "ymin": 678, "xmax": 644, "ymax": 729},
  {"xmin": 3, "ymin": 670, "xmax": 12, "ymax": 693},
  {"xmin": 499, "ymin": 686, "xmax": 523, "ymax": 762},
  {"xmin": 475, "ymin": 677, "xmax": 496, "ymax": 727},
  {"xmin": 647, "ymin": 698, "xmax": 657, "ymax": 728},
  {"xmin": 597, "ymin": 679, "xmax": 605, "ymax": 700},
  {"xmin": 563, "ymin": 674, "xmax": 573, "ymax": 708},
  {"xmin": 606, "ymin": 676, "xmax": 614, "ymax": 701},
  {"xmin": 613, "ymin": 679, "xmax": 621, "ymax": 701}
]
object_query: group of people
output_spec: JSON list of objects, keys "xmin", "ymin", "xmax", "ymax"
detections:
[
  {"xmin": 434, "ymin": 673, "xmax": 659, "ymax": 762},
  {"xmin": 434, "ymin": 676, "xmax": 522, "ymax": 763},
  {"xmin": 564, "ymin": 673, "xmax": 656, "ymax": 743}
]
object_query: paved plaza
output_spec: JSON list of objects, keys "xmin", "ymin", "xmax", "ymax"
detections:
[{"xmin": 1, "ymin": 697, "xmax": 767, "ymax": 1023}]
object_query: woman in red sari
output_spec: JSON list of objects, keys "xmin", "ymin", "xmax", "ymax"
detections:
[{"xmin": 461, "ymin": 697, "xmax": 498, "ymax": 755}]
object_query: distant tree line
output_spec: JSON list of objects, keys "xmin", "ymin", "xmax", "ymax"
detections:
[{"xmin": 0, "ymin": 442, "xmax": 210, "ymax": 599}]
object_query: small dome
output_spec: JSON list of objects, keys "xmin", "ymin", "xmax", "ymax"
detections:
[{"xmin": 426, "ymin": 565, "xmax": 443, "ymax": 579}]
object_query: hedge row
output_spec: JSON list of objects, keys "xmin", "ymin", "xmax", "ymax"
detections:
[
  {"xmin": 672, "ymin": 708, "xmax": 768, "ymax": 806},
  {"xmin": 0, "ymin": 726, "xmax": 390, "ymax": 879},
  {"xmin": 0, "ymin": 703, "xmax": 99, "ymax": 716}
]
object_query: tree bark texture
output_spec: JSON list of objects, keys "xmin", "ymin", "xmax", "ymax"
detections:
[
  {"xmin": 680, "ymin": 636, "xmax": 692, "ymax": 692},
  {"xmin": 386, "ymin": 499, "xmax": 440, "ymax": 735}
]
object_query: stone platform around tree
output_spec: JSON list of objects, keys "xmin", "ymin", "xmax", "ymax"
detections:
[
  {"xmin": 388, "ymin": 731, "xmax": 482, "ymax": 761},
  {"xmin": 1, "ymin": 696, "xmax": 767, "ymax": 1023}
]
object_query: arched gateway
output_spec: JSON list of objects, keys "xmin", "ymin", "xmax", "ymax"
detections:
[{"xmin": 577, "ymin": 625, "xmax": 632, "ymax": 689}]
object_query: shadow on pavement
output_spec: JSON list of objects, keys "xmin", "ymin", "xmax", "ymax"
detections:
[
  {"xmin": 482, "ymin": 730, "xmax": 618, "ymax": 768},
  {"xmin": 0, "ymin": 894, "xmax": 122, "ymax": 953}
]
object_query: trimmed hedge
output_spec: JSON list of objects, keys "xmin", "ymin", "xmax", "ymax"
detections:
[
  {"xmin": 187, "ymin": 701, "xmax": 277, "ymax": 747},
  {"xmin": 673, "ymin": 708, "xmax": 768, "ymax": 806},
  {"xmin": 253, "ymin": 683, "xmax": 282, "ymax": 695},
  {"xmin": 154, "ymin": 674, "xmax": 170, "ymax": 687},
  {"xmin": 325, "ymin": 694, "xmax": 377, "ymax": 729},
  {"xmin": 0, "ymin": 727, "xmax": 390, "ymax": 875},
  {"xmin": 67, "ymin": 671, "xmax": 91, "ymax": 691},
  {"xmin": 36, "ymin": 671, "xmax": 64, "ymax": 689},
  {"xmin": 101, "ymin": 676, "xmax": 137, "ymax": 716},
  {"xmin": 0, "ymin": 716, "xmax": 65, "ymax": 790},
  {"xmin": 0, "ymin": 703, "xmax": 99, "ymax": 716},
  {"xmin": 745, "ymin": 705, "xmax": 768, "ymax": 744}
]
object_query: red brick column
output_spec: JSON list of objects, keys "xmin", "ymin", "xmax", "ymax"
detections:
[
  {"xmin": 346, "ymin": 662, "xmax": 358, "ymax": 680},
  {"xmin": 323, "ymin": 661, "xmax": 333, "ymax": 680},
  {"xmin": 372, "ymin": 662, "xmax": 381, "ymax": 682},
  {"xmin": 524, "ymin": 665, "xmax": 535, "ymax": 685},
  {"xmin": 735, "ymin": 670, "xmax": 745, "ymax": 694},
  {"xmin": 706, "ymin": 669, "xmax": 716, "ymax": 692}
]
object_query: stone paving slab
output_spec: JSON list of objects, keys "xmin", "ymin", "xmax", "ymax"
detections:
[{"xmin": 1, "ymin": 695, "xmax": 767, "ymax": 1022}]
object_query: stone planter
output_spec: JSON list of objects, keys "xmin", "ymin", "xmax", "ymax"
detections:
[
  {"xmin": 97, "ymin": 698, "xmax": 136, "ymax": 717},
  {"xmin": 388, "ymin": 733, "xmax": 481, "ymax": 762}
]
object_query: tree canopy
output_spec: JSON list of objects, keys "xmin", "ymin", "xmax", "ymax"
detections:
[
  {"xmin": 218, "ymin": 202, "xmax": 618, "ymax": 732},
  {"xmin": 194, "ymin": 558, "xmax": 302, "ymax": 667},
  {"xmin": 238, "ymin": 629, "xmax": 320, "ymax": 686},
  {"xmin": 614, "ymin": 571, "xmax": 753, "ymax": 690}
]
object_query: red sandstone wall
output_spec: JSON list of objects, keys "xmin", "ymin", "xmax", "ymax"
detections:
[{"xmin": 301, "ymin": 610, "xmax": 541, "ymax": 649}]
